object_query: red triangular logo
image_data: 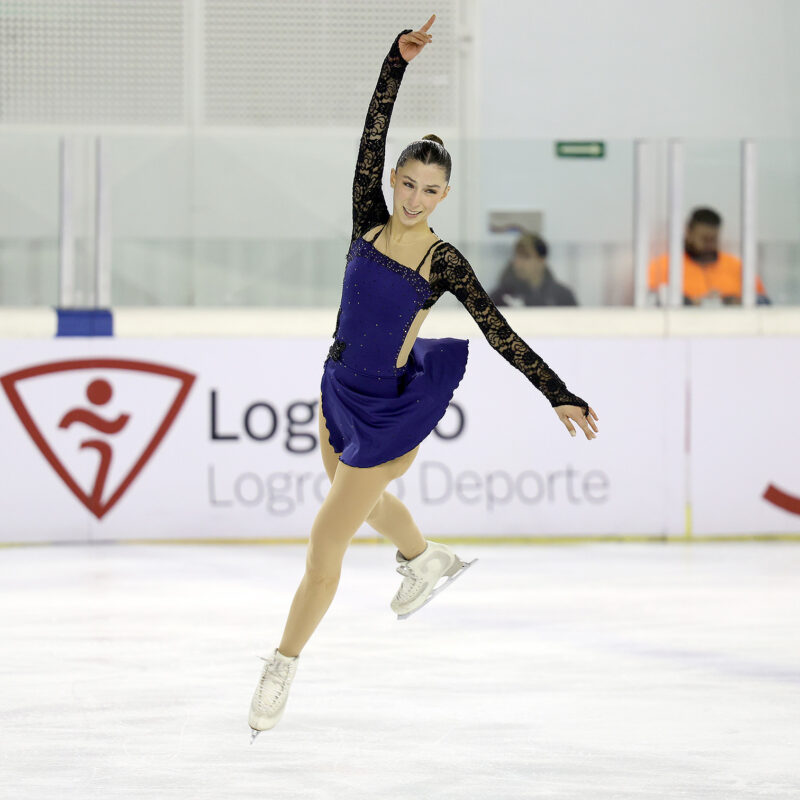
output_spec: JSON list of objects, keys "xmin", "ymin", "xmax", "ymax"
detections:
[{"xmin": 1, "ymin": 358, "xmax": 195, "ymax": 520}]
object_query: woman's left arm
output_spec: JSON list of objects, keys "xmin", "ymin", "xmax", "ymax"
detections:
[
  {"xmin": 351, "ymin": 17, "xmax": 437, "ymax": 244},
  {"xmin": 432, "ymin": 243, "xmax": 599, "ymax": 439}
]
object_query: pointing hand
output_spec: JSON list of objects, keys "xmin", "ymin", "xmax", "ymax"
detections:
[{"xmin": 399, "ymin": 14, "xmax": 436, "ymax": 63}]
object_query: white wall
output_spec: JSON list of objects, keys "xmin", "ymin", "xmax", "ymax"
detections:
[{"xmin": 479, "ymin": 0, "xmax": 800, "ymax": 139}]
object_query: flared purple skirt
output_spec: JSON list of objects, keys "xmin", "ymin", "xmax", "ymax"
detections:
[{"xmin": 320, "ymin": 336, "xmax": 469, "ymax": 468}]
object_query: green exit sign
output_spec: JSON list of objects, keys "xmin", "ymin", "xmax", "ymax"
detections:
[{"xmin": 555, "ymin": 141, "xmax": 605, "ymax": 159}]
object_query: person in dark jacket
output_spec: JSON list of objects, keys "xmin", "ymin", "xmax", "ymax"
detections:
[{"xmin": 490, "ymin": 232, "xmax": 578, "ymax": 307}]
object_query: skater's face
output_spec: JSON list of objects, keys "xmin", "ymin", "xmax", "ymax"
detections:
[{"xmin": 389, "ymin": 160, "xmax": 450, "ymax": 228}]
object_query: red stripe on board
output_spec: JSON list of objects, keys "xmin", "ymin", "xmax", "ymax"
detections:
[{"xmin": 763, "ymin": 484, "xmax": 800, "ymax": 516}]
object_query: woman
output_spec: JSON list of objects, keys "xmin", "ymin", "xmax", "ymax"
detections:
[
  {"xmin": 490, "ymin": 232, "xmax": 578, "ymax": 307},
  {"xmin": 249, "ymin": 14, "xmax": 599, "ymax": 740}
]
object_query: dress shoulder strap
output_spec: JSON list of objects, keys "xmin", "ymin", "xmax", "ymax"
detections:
[
  {"xmin": 368, "ymin": 223, "xmax": 387, "ymax": 243},
  {"xmin": 415, "ymin": 238, "xmax": 443, "ymax": 273}
]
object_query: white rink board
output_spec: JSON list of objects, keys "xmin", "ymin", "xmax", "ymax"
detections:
[
  {"xmin": 689, "ymin": 338, "xmax": 800, "ymax": 535},
  {"xmin": 0, "ymin": 336, "xmax": 797, "ymax": 542}
]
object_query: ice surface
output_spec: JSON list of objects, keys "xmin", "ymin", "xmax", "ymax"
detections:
[{"xmin": 1, "ymin": 542, "xmax": 798, "ymax": 799}]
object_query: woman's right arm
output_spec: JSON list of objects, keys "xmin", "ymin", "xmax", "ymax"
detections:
[
  {"xmin": 351, "ymin": 29, "xmax": 413, "ymax": 243},
  {"xmin": 430, "ymin": 242, "xmax": 597, "ymax": 429}
]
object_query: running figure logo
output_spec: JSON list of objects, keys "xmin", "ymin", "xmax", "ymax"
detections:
[
  {"xmin": 58, "ymin": 378, "xmax": 131, "ymax": 511},
  {"xmin": 1, "ymin": 358, "xmax": 195, "ymax": 519}
]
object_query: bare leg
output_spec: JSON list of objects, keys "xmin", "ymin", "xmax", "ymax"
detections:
[
  {"xmin": 317, "ymin": 397, "xmax": 426, "ymax": 560},
  {"xmin": 365, "ymin": 492, "xmax": 426, "ymax": 560},
  {"xmin": 278, "ymin": 435, "xmax": 420, "ymax": 657}
]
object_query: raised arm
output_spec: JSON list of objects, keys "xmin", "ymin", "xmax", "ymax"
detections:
[
  {"xmin": 351, "ymin": 29, "xmax": 412, "ymax": 243},
  {"xmin": 432, "ymin": 242, "xmax": 595, "ymax": 421},
  {"xmin": 351, "ymin": 17, "xmax": 436, "ymax": 243}
]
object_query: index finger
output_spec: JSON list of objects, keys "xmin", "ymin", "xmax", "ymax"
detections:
[{"xmin": 420, "ymin": 13, "xmax": 436, "ymax": 32}]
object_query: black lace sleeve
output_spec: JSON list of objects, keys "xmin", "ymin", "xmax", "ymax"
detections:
[
  {"xmin": 351, "ymin": 29, "xmax": 413, "ymax": 244},
  {"xmin": 431, "ymin": 243, "xmax": 590, "ymax": 414}
]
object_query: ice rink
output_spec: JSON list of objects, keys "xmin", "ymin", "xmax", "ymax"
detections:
[{"xmin": 2, "ymin": 541, "xmax": 799, "ymax": 799}]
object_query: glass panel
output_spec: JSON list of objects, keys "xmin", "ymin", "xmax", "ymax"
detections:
[
  {"xmin": 757, "ymin": 139, "xmax": 800, "ymax": 305},
  {"xmin": 683, "ymin": 140, "xmax": 742, "ymax": 248},
  {"xmin": 0, "ymin": 134, "xmax": 60, "ymax": 306},
  {"xmin": 680, "ymin": 140, "xmax": 748, "ymax": 306},
  {"xmin": 108, "ymin": 134, "xmax": 635, "ymax": 308},
  {"xmin": 82, "ymin": 134, "xmax": 800, "ymax": 309},
  {"xmin": 109, "ymin": 134, "xmax": 361, "ymax": 307},
  {"xmin": 476, "ymin": 139, "xmax": 634, "ymax": 307}
]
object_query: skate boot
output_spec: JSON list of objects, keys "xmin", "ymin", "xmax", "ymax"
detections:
[
  {"xmin": 248, "ymin": 648, "xmax": 299, "ymax": 742},
  {"xmin": 391, "ymin": 540, "xmax": 477, "ymax": 620}
]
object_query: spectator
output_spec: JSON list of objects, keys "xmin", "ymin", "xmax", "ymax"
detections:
[
  {"xmin": 648, "ymin": 207, "xmax": 770, "ymax": 305},
  {"xmin": 489, "ymin": 232, "xmax": 578, "ymax": 307}
]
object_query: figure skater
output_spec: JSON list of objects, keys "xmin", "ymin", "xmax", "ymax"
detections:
[{"xmin": 249, "ymin": 14, "xmax": 599, "ymax": 740}]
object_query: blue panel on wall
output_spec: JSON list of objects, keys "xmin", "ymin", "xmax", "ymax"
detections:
[{"xmin": 55, "ymin": 308, "xmax": 114, "ymax": 337}]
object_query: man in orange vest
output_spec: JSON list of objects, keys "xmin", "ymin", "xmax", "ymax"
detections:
[{"xmin": 648, "ymin": 207, "xmax": 770, "ymax": 305}]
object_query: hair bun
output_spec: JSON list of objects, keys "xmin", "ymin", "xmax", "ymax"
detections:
[{"xmin": 422, "ymin": 133, "xmax": 445, "ymax": 147}]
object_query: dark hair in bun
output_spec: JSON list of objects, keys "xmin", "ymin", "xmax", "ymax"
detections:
[{"xmin": 396, "ymin": 133, "xmax": 451, "ymax": 184}]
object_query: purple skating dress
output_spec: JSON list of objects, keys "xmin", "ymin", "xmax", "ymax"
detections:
[
  {"xmin": 321, "ymin": 224, "xmax": 468, "ymax": 468},
  {"xmin": 320, "ymin": 30, "xmax": 589, "ymax": 469}
]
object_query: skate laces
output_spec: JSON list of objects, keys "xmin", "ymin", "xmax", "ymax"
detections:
[
  {"xmin": 255, "ymin": 655, "xmax": 293, "ymax": 710},
  {"xmin": 394, "ymin": 563, "xmax": 421, "ymax": 602}
]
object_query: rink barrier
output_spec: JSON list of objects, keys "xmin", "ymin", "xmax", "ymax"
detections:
[
  {"xmin": 3, "ymin": 306, "xmax": 800, "ymax": 339},
  {"xmin": 1, "ymin": 312, "xmax": 799, "ymax": 543}
]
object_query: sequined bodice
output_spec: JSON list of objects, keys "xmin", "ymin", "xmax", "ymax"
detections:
[{"xmin": 329, "ymin": 237, "xmax": 430, "ymax": 377}]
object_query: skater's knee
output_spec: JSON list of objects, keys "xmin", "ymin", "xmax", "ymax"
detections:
[
  {"xmin": 304, "ymin": 542, "xmax": 345, "ymax": 589},
  {"xmin": 303, "ymin": 558, "xmax": 341, "ymax": 590}
]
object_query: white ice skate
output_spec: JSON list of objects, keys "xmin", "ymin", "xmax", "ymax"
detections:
[
  {"xmin": 391, "ymin": 540, "xmax": 477, "ymax": 620},
  {"xmin": 248, "ymin": 648, "xmax": 299, "ymax": 742}
]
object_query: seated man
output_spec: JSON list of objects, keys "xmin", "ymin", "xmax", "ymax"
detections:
[
  {"xmin": 490, "ymin": 232, "xmax": 578, "ymax": 307},
  {"xmin": 648, "ymin": 207, "xmax": 770, "ymax": 305}
]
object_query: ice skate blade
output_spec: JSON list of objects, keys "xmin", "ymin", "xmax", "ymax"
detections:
[
  {"xmin": 250, "ymin": 728, "xmax": 261, "ymax": 744},
  {"xmin": 396, "ymin": 558, "xmax": 478, "ymax": 620}
]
